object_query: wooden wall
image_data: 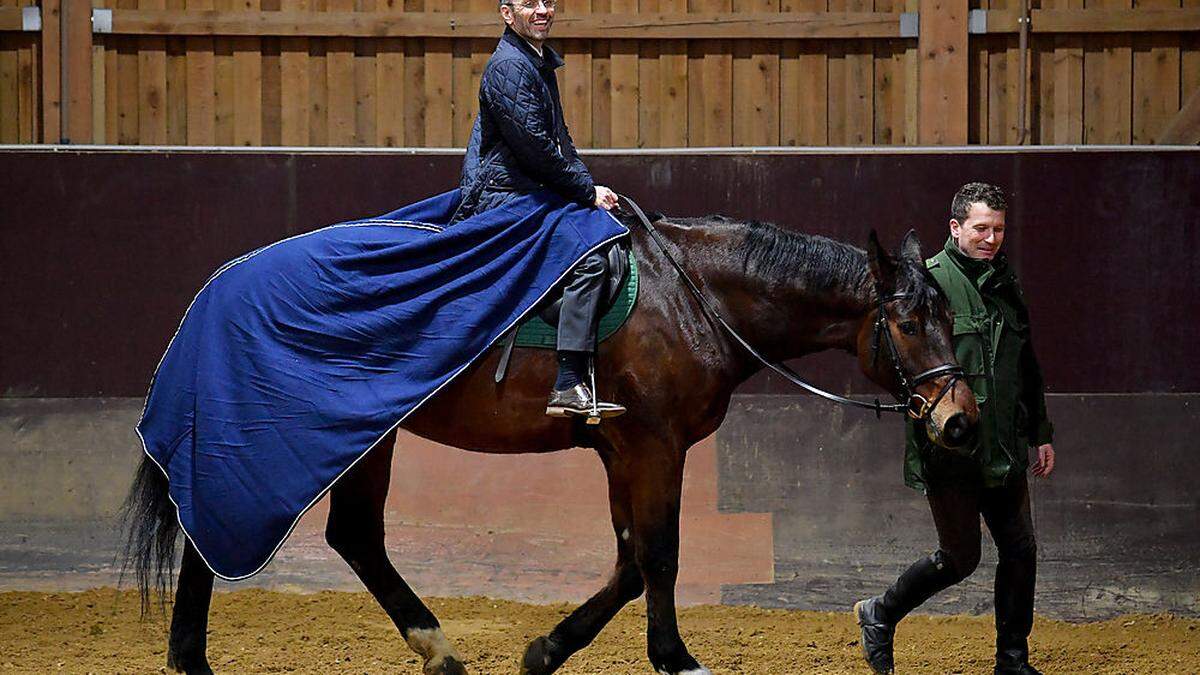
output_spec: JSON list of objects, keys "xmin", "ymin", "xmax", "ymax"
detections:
[{"xmin": 2, "ymin": 2, "xmax": 1199, "ymax": 146}]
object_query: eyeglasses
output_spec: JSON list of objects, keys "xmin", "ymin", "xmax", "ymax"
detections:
[{"xmin": 507, "ymin": 0, "xmax": 555, "ymax": 9}]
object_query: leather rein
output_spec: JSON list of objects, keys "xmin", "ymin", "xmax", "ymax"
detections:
[{"xmin": 619, "ymin": 194, "xmax": 964, "ymax": 422}]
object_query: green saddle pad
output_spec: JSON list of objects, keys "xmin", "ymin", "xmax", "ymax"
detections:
[{"xmin": 514, "ymin": 250, "xmax": 639, "ymax": 349}]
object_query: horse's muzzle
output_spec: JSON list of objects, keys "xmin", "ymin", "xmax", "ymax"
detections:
[{"xmin": 938, "ymin": 412, "xmax": 976, "ymax": 451}]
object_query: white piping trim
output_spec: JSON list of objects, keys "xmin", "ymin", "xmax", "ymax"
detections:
[{"xmin": 135, "ymin": 210, "xmax": 628, "ymax": 581}]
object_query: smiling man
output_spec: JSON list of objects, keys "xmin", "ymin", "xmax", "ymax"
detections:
[
  {"xmin": 855, "ymin": 182, "xmax": 1057, "ymax": 675},
  {"xmin": 454, "ymin": 0, "xmax": 624, "ymax": 419}
]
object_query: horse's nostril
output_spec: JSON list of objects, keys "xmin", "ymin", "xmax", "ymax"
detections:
[{"xmin": 942, "ymin": 412, "xmax": 975, "ymax": 447}]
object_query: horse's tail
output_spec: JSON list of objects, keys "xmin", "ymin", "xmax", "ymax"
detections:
[{"xmin": 120, "ymin": 455, "xmax": 180, "ymax": 615}]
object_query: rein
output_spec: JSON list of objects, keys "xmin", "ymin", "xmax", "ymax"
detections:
[{"xmin": 619, "ymin": 195, "xmax": 963, "ymax": 421}]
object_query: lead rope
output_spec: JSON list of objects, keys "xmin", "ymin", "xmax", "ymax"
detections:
[{"xmin": 618, "ymin": 194, "xmax": 909, "ymax": 418}]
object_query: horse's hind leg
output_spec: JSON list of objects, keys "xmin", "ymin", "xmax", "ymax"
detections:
[
  {"xmin": 326, "ymin": 431, "xmax": 466, "ymax": 675},
  {"xmin": 520, "ymin": 451, "xmax": 645, "ymax": 675},
  {"xmin": 167, "ymin": 540, "xmax": 215, "ymax": 674}
]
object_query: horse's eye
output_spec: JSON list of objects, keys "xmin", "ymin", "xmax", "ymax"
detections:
[{"xmin": 898, "ymin": 321, "xmax": 919, "ymax": 336}]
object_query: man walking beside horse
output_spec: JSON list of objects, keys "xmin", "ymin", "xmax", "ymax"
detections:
[
  {"xmin": 455, "ymin": 0, "xmax": 625, "ymax": 420},
  {"xmin": 856, "ymin": 182, "xmax": 1058, "ymax": 675}
]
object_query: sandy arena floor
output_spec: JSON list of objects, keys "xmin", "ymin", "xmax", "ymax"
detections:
[{"xmin": 1, "ymin": 589, "xmax": 1197, "ymax": 673}]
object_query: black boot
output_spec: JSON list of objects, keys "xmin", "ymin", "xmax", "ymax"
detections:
[
  {"xmin": 994, "ymin": 547, "xmax": 1039, "ymax": 674},
  {"xmin": 855, "ymin": 551, "xmax": 961, "ymax": 675}
]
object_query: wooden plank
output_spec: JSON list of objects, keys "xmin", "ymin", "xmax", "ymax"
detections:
[
  {"xmin": 985, "ymin": 7, "xmax": 1200, "ymax": 33},
  {"xmin": 375, "ymin": 35, "xmax": 403, "ymax": 145},
  {"xmin": 781, "ymin": 0, "xmax": 828, "ymax": 146},
  {"xmin": 828, "ymin": 0, "xmax": 871, "ymax": 144},
  {"xmin": 403, "ymin": 5, "xmax": 424, "ymax": 146},
  {"xmin": 100, "ymin": 9, "xmax": 913, "ymax": 38},
  {"xmin": 656, "ymin": 0, "xmax": 686, "ymax": 146},
  {"xmin": 1132, "ymin": 0, "xmax": 1180, "ymax": 144},
  {"xmin": 105, "ymin": 17, "xmax": 120, "ymax": 142},
  {"xmin": 261, "ymin": 37, "xmax": 281, "ymax": 145},
  {"xmin": 278, "ymin": 0, "xmax": 308, "ymax": 144},
  {"xmin": 732, "ymin": 0, "xmax": 779, "ymax": 146},
  {"xmin": 20, "ymin": 34, "xmax": 38, "ymax": 142},
  {"xmin": 326, "ymin": 0, "xmax": 353, "ymax": 144},
  {"xmin": 1048, "ymin": 0, "xmax": 1082, "ymax": 143},
  {"xmin": 699, "ymin": 0, "xmax": 732, "ymax": 146},
  {"xmin": 1185, "ymin": 0, "xmax": 1200, "ymax": 126},
  {"xmin": 185, "ymin": 0, "xmax": 215, "ymax": 144},
  {"xmin": 64, "ymin": 0, "xmax": 94, "ymax": 142},
  {"xmin": 637, "ymin": 20, "xmax": 661, "ymax": 148},
  {"xmin": 354, "ymin": 0, "xmax": 377, "ymax": 145},
  {"xmin": 92, "ymin": 30, "xmax": 107, "ymax": 143},
  {"xmin": 561, "ymin": 0, "xmax": 592, "ymax": 147},
  {"xmin": 609, "ymin": 0, "xmax": 638, "ymax": 147},
  {"xmin": 307, "ymin": 26, "xmax": 327, "ymax": 144},
  {"xmin": 231, "ymin": 0, "xmax": 263, "ymax": 145},
  {"xmin": 0, "ymin": 6, "xmax": 17, "ymax": 144},
  {"xmin": 1083, "ymin": 0, "xmax": 1131, "ymax": 144},
  {"xmin": 872, "ymin": 0, "xmax": 907, "ymax": 144},
  {"xmin": 986, "ymin": 0, "xmax": 1020, "ymax": 145},
  {"xmin": 40, "ymin": 0, "xmax": 61, "ymax": 142},
  {"xmin": 166, "ymin": 35, "xmax": 188, "ymax": 143},
  {"xmin": 212, "ymin": 0, "xmax": 234, "ymax": 144},
  {"xmin": 448, "ymin": 0, "xmax": 470, "ymax": 146},
  {"xmin": 917, "ymin": 0, "xmax": 968, "ymax": 144},
  {"xmin": 591, "ymin": 0, "xmax": 611, "ymax": 147},
  {"xmin": 423, "ymin": 0, "xmax": 451, "ymax": 146},
  {"xmin": 140, "ymin": 0, "xmax": 169, "ymax": 144},
  {"xmin": 118, "ymin": 0, "xmax": 141, "ymax": 143},
  {"xmin": 968, "ymin": 0, "xmax": 987, "ymax": 143}
]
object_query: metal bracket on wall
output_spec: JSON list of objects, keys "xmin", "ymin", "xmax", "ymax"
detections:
[
  {"xmin": 92, "ymin": 8, "xmax": 112, "ymax": 34},
  {"xmin": 968, "ymin": 8, "xmax": 987, "ymax": 34},
  {"xmin": 21, "ymin": 6, "xmax": 40, "ymax": 31},
  {"xmin": 900, "ymin": 12, "xmax": 919, "ymax": 38}
]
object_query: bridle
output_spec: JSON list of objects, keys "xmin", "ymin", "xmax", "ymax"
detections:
[
  {"xmin": 619, "ymin": 194, "xmax": 964, "ymax": 424},
  {"xmin": 870, "ymin": 289, "xmax": 965, "ymax": 422}
]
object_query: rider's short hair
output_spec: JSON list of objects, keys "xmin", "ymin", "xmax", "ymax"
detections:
[{"xmin": 951, "ymin": 182, "xmax": 1008, "ymax": 221}]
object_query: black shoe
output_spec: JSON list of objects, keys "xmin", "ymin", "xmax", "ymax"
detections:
[
  {"xmin": 546, "ymin": 384, "xmax": 626, "ymax": 422},
  {"xmin": 854, "ymin": 597, "xmax": 895, "ymax": 674},
  {"xmin": 994, "ymin": 661, "xmax": 1042, "ymax": 675}
]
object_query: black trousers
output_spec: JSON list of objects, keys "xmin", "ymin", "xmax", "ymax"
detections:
[
  {"xmin": 879, "ymin": 474, "xmax": 1038, "ymax": 658},
  {"xmin": 557, "ymin": 249, "xmax": 609, "ymax": 353}
]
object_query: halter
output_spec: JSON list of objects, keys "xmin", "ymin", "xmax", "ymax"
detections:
[{"xmin": 621, "ymin": 194, "xmax": 963, "ymax": 425}]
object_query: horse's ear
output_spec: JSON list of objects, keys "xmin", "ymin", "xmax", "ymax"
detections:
[
  {"xmin": 868, "ymin": 229, "xmax": 898, "ymax": 290},
  {"xmin": 900, "ymin": 229, "xmax": 922, "ymax": 263}
]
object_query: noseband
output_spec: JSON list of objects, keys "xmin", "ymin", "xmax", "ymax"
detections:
[
  {"xmin": 870, "ymin": 290, "xmax": 965, "ymax": 422},
  {"xmin": 622, "ymin": 194, "xmax": 963, "ymax": 425}
]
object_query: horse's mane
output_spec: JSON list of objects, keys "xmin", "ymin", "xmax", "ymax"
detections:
[
  {"xmin": 727, "ymin": 217, "xmax": 940, "ymax": 312},
  {"xmin": 734, "ymin": 218, "xmax": 873, "ymax": 298}
]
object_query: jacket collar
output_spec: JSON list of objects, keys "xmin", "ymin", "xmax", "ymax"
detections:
[
  {"xmin": 501, "ymin": 26, "xmax": 565, "ymax": 70},
  {"xmin": 942, "ymin": 235, "xmax": 1011, "ymax": 288}
]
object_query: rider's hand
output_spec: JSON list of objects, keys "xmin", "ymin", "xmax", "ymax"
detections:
[
  {"xmin": 594, "ymin": 185, "xmax": 618, "ymax": 211},
  {"xmin": 1031, "ymin": 443, "xmax": 1055, "ymax": 478}
]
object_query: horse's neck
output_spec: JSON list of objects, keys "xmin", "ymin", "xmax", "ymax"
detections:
[{"xmin": 675, "ymin": 221, "xmax": 873, "ymax": 365}]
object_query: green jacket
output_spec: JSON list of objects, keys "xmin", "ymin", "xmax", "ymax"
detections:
[{"xmin": 904, "ymin": 237, "xmax": 1054, "ymax": 492}]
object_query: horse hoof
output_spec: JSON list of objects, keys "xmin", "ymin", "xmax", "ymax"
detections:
[
  {"xmin": 425, "ymin": 655, "xmax": 468, "ymax": 675},
  {"xmin": 520, "ymin": 635, "xmax": 560, "ymax": 675},
  {"xmin": 657, "ymin": 668, "xmax": 712, "ymax": 675}
]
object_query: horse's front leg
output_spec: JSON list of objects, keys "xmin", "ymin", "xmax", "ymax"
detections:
[
  {"xmin": 521, "ymin": 449, "xmax": 645, "ymax": 674},
  {"xmin": 629, "ymin": 447, "xmax": 710, "ymax": 675}
]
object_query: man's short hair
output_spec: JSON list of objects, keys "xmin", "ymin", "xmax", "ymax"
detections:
[{"xmin": 951, "ymin": 182, "xmax": 1008, "ymax": 221}]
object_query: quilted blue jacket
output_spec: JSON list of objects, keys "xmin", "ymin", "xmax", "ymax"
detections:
[{"xmin": 457, "ymin": 27, "xmax": 595, "ymax": 219}]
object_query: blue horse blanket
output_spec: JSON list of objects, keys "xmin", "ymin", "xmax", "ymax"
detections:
[{"xmin": 136, "ymin": 189, "xmax": 628, "ymax": 579}]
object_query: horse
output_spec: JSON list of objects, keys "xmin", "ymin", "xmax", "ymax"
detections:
[{"xmin": 124, "ymin": 213, "xmax": 979, "ymax": 675}]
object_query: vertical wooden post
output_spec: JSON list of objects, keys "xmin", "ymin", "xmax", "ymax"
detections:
[
  {"xmin": 41, "ymin": 0, "xmax": 62, "ymax": 141},
  {"xmin": 917, "ymin": 0, "xmax": 968, "ymax": 144},
  {"xmin": 64, "ymin": 0, "xmax": 92, "ymax": 142}
]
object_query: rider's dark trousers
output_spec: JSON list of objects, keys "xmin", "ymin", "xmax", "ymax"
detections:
[
  {"xmin": 877, "ymin": 474, "xmax": 1037, "ymax": 656},
  {"xmin": 557, "ymin": 250, "xmax": 608, "ymax": 353}
]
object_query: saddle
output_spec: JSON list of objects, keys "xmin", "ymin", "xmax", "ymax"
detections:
[{"xmin": 494, "ymin": 242, "xmax": 638, "ymax": 382}]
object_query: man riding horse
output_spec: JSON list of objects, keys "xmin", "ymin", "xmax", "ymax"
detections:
[{"xmin": 454, "ymin": 0, "xmax": 625, "ymax": 420}]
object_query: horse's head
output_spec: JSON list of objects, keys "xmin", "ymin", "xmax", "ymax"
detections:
[{"xmin": 859, "ymin": 230, "xmax": 978, "ymax": 451}]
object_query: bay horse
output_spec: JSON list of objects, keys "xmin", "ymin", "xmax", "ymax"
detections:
[{"xmin": 124, "ymin": 213, "xmax": 978, "ymax": 675}]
